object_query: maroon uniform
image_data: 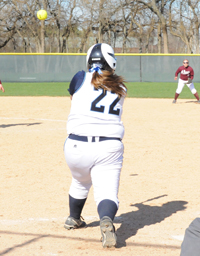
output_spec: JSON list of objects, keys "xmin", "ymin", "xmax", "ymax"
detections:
[
  {"xmin": 173, "ymin": 60, "xmax": 200, "ymax": 103},
  {"xmin": 175, "ymin": 66, "xmax": 194, "ymax": 81}
]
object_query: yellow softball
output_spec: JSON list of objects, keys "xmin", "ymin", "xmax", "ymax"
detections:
[{"xmin": 37, "ymin": 10, "xmax": 48, "ymax": 20}]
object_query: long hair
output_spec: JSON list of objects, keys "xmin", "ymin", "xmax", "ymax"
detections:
[{"xmin": 91, "ymin": 70, "xmax": 127, "ymax": 98}]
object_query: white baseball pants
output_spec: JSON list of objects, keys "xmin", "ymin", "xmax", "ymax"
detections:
[
  {"xmin": 176, "ymin": 78, "xmax": 197, "ymax": 94},
  {"xmin": 64, "ymin": 137, "xmax": 124, "ymax": 208}
]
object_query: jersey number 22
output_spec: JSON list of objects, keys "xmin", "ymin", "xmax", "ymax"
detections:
[{"xmin": 90, "ymin": 88, "xmax": 120, "ymax": 116}]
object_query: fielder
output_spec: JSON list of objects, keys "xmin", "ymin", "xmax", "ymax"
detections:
[
  {"xmin": 173, "ymin": 59, "xmax": 200, "ymax": 103},
  {"xmin": 0, "ymin": 80, "xmax": 4, "ymax": 92},
  {"xmin": 63, "ymin": 43, "xmax": 127, "ymax": 248}
]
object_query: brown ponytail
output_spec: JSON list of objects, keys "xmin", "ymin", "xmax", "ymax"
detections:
[{"xmin": 91, "ymin": 70, "xmax": 127, "ymax": 98}]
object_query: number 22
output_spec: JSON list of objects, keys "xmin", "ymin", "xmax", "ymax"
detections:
[{"xmin": 90, "ymin": 88, "xmax": 120, "ymax": 116}]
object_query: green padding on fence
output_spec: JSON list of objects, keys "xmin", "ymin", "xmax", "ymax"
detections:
[{"xmin": 1, "ymin": 54, "xmax": 200, "ymax": 83}]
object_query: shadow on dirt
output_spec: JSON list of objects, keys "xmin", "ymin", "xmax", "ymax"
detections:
[
  {"xmin": 0, "ymin": 198, "xmax": 188, "ymax": 253},
  {"xmin": 87, "ymin": 197, "xmax": 188, "ymax": 248},
  {"xmin": 0, "ymin": 122, "xmax": 41, "ymax": 128}
]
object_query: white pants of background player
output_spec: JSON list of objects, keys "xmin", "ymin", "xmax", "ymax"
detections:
[
  {"xmin": 64, "ymin": 137, "xmax": 124, "ymax": 208},
  {"xmin": 176, "ymin": 78, "xmax": 197, "ymax": 94}
]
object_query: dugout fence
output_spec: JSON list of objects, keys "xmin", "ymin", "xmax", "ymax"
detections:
[{"xmin": 1, "ymin": 53, "xmax": 200, "ymax": 83}]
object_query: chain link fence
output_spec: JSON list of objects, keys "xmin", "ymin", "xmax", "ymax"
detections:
[{"xmin": 0, "ymin": 54, "xmax": 199, "ymax": 83}]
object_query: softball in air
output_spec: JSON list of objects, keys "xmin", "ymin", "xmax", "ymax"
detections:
[{"xmin": 37, "ymin": 10, "xmax": 48, "ymax": 20}]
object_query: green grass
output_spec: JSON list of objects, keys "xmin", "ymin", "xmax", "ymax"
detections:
[
  {"xmin": 0, "ymin": 82, "xmax": 69, "ymax": 96},
  {"xmin": 0, "ymin": 82, "xmax": 200, "ymax": 98},
  {"xmin": 126, "ymin": 82, "xmax": 200, "ymax": 99}
]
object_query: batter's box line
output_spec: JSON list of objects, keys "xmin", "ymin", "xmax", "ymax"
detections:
[
  {"xmin": 0, "ymin": 216, "xmax": 99, "ymax": 225},
  {"xmin": 171, "ymin": 235, "xmax": 184, "ymax": 241}
]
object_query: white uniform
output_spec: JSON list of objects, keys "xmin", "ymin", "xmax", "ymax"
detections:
[
  {"xmin": 176, "ymin": 78, "xmax": 196, "ymax": 95},
  {"xmin": 64, "ymin": 71, "xmax": 125, "ymax": 207},
  {"xmin": 67, "ymin": 72, "xmax": 125, "ymax": 138}
]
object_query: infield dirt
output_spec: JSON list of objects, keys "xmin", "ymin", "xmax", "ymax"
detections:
[{"xmin": 1, "ymin": 97, "xmax": 200, "ymax": 256}]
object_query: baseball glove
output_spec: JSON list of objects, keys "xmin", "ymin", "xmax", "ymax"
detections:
[{"xmin": 187, "ymin": 78, "xmax": 192, "ymax": 84}]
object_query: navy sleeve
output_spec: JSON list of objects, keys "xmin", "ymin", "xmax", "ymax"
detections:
[{"xmin": 68, "ymin": 70, "xmax": 86, "ymax": 95}]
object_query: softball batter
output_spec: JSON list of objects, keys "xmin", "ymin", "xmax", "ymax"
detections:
[
  {"xmin": 63, "ymin": 43, "xmax": 127, "ymax": 248},
  {"xmin": 173, "ymin": 59, "xmax": 200, "ymax": 103}
]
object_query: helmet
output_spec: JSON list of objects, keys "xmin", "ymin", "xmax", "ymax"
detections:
[{"xmin": 86, "ymin": 43, "xmax": 116, "ymax": 71}]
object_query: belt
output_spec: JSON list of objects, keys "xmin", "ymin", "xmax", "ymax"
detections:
[{"xmin": 68, "ymin": 134, "xmax": 121, "ymax": 142}]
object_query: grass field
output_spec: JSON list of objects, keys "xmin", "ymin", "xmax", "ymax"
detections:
[{"xmin": 1, "ymin": 82, "xmax": 200, "ymax": 98}]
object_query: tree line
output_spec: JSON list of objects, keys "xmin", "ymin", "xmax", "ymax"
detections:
[{"xmin": 0, "ymin": 0, "xmax": 200, "ymax": 54}]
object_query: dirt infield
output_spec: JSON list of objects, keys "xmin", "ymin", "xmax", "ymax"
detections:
[{"xmin": 1, "ymin": 97, "xmax": 200, "ymax": 256}]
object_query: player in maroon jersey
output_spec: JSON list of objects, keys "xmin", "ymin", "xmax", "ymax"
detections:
[
  {"xmin": 0, "ymin": 80, "xmax": 4, "ymax": 92},
  {"xmin": 173, "ymin": 59, "xmax": 200, "ymax": 103}
]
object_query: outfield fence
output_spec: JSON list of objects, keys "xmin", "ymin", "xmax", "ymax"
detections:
[{"xmin": 1, "ymin": 53, "xmax": 200, "ymax": 83}]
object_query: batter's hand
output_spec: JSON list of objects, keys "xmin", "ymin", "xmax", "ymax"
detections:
[
  {"xmin": 174, "ymin": 77, "xmax": 177, "ymax": 80},
  {"xmin": 0, "ymin": 83, "xmax": 5, "ymax": 92}
]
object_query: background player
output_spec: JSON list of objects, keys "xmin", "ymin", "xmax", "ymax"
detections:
[
  {"xmin": 63, "ymin": 43, "xmax": 127, "ymax": 248},
  {"xmin": 173, "ymin": 59, "xmax": 200, "ymax": 103},
  {"xmin": 0, "ymin": 80, "xmax": 5, "ymax": 92}
]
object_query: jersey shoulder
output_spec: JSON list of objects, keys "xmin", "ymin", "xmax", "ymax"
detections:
[{"xmin": 68, "ymin": 70, "xmax": 86, "ymax": 95}]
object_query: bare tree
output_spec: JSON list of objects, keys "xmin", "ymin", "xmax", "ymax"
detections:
[
  {"xmin": 0, "ymin": 0, "xmax": 199, "ymax": 53},
  {"xmin": 0, "ymin": 1, "xmax": 22, "ymax": 50},
  {"xmin": 135, "ymin": 0, "xmax": 171, "ymax": 53},
  {"xmin": 144, "ymin": 18, "xmax": 155, "ymax": 53},
  {"xmin": 169, "ymin": 0, "xmax": 195, "ymax": 53},
  {"xmin": 9, "ymin": 0, "xmax": 46, "ymax": 53},
  {"xmin": 62, "ymin": 0, "xmax": 79, "ymax": 52},
  {"xmin": 187, "ymin": 0, "xmax": 200, "ymax": 53},
  {"xmin": 77, "ymin": 0, "xmax": 95, "ymax": 52}
]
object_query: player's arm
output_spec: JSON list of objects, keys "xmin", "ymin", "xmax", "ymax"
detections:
[
  {"xmin": 174, "ymin": 67, "xmax": 181, "ymax": 80},
  {"xmin": 0, "ymin": 80, "xmax": 5, "ymax": 92},
  {"xmin": 190, "ymin": 68, "xmax": 194, "ymax": 80},
  {"xmin": 68, "ymin": 71, "xmax": 86, "ymax": 99}
]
